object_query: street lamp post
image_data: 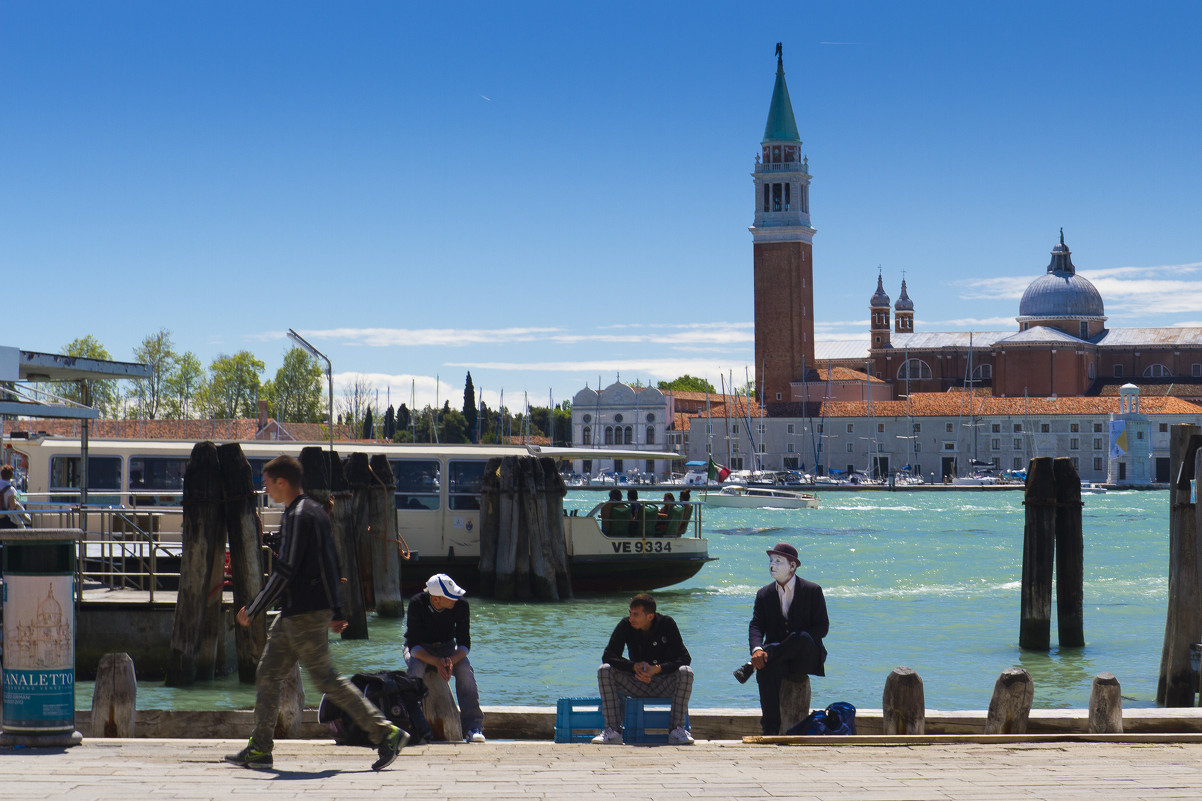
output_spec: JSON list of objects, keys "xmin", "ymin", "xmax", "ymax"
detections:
[{"xmin": 287, "ymin": 329, "xmax": 334, "ymax": 484}]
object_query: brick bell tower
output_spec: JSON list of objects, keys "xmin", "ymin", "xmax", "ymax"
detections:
[{"xmin": 751, "ymin": 43, "xmax": 816, "ymax": 413}]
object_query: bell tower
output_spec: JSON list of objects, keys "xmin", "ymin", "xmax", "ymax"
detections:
[{"xmin": 751, "ymin": 43, "xmax": 816, "ymax": 411}]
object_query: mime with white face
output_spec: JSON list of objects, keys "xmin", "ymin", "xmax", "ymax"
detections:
[{"xmin": 734, "ymin": 542, "xmax": 829, "ymax": 735}]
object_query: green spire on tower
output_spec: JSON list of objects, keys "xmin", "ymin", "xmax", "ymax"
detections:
[{"xmin": 762, "ymin": 43, "xmax": 801, "ymax": 144}]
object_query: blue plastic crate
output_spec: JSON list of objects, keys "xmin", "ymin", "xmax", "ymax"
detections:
[
  {"xmin": 555, "ymin": 697, "xmax": 605, "ymax": 743},
  {"xmin": 623, "ymin": 697, "xmax": 688, "ymax": 744}
]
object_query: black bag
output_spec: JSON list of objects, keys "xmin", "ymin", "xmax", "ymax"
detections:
[
  {"xmin": 319, "ymin": 670, "xmax": 433, "ymax": 745},
  {"xmin": 786, "ymin": 701, "xmax": 857, "ymax": 736}
]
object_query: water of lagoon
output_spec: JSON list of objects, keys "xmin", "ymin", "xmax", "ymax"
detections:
[{"xmin": 77, "ymin": 488, "xmax": 1173, "ymax": 712}]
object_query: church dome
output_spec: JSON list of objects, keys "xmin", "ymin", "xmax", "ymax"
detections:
[
  {"xmin": 1017, "ymin": 234, "xmax": 1105, "ymax": 320},
  {"xmin": 870, "ymin": 274, "xmax": 890, "ymax": 308},
  {"xmin": 894, "ymin": 279, "xmax": 914, "ymax": 312}
]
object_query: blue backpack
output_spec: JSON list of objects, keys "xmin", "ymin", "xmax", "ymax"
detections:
[{"xmin": 787, "ymin": 701, "xmax": 857, "ymax": 736}]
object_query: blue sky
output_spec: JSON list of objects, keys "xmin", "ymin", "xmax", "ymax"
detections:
[{"xmin": 5, "ymin": 2, "xmax": 1201, "ymax": 413}]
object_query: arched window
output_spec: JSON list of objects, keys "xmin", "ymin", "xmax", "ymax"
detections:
[
  {"xmin": 1143, "ymin": 364, "xmax": 1172, "ymax": 378},
  {"xmin": 645, "ymin": 426, "xmax": 655, "ymax": 445},
  {"xmin": 972, "ymin": 364, "xmax": 993, "ymax": 380},
  {"xmin": 624, "ymin": 426, "xmax": 633, "ymax": 445},
  {"xmin": 898, "ymin": 359, "xmax": 933, "ymax": 381},
  {"xmin": 582, "ymin": 426, "xmax": 591, "ymax": 445},
  {"xmin": 604, "ymin": 426, "xmax": 614, "ymax": 445}
]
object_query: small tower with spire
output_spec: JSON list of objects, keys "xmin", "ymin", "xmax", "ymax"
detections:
[
  {"xmin": 894, "ymin": 278, "xmax": 914, "ymax": 334},
  {"xmin": 751, "ymin": 43, "xmax": 817, "ymax": 410},
  {"xmin": 870, "ymin": 272, "xmax": 891, "ymax": 348}
]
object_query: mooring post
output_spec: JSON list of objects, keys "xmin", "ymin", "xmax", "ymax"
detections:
[
  {"xmin": 216, "ymin": 443, "xmax": 266, "ymax": 683},
  {"xmin": 477, "ymin": 457, "xmax": 503, "ymax": 597},
  {"xmin": 778, "ymin": 675, "xmax": 812, "ymax": 735},
  {"xmin": 541, "ymin": 457, "xmax": 573, "ymax": 598},
  {"xmin": 1157, "ymin": 424, "xmax": 1202, "ymax": 706},
  {"xmin": 1053, "ymin": 457, "xmax": 1085, "ymax": 647},
  {"xmin": 983, "ymin": 667, "xmax": 1034, "ymax": 734},
  {"xmin": 1088, "ymin": 672, "xmax": 1123, "ymax": 733},
  {"xmin": 367, "ymin": 454, "xmax": 403, "ymax": 617},
  {"xmin": 91, "ymin": 652, "xmax": 137, "ymax": 738},
  {"xmin": 882, "ymin": 666, "xmax": 925, "ymax": 735},
  {"xmin": 1020, "ymin": 457, "xmax": 1056, "ymax": 650}
]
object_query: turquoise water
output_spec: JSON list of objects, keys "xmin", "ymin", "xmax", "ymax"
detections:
[{"xmin": 80, "ymin": 489, "xmax": 1174, "ymax": 712}]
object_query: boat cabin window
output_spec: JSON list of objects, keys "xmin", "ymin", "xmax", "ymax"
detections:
[
  {"xmin": 391, "ymin": 459, "xmax": 440, "ymax": 510},
  {"xmin": 50, "ymin": 455, "xmax": 122, "ymax": 505},
  {"xmin": 448, "ymin": 460, "xmax": 486, "ymax": 510},
  {"xmin": 128, "ymin": 456, "xmax": 188, "ymax": 507}
]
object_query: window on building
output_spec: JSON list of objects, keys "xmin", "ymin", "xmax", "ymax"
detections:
[
  {"xmin": 1041, "ymin": 423, "xmax": 1050, "ymax": 433},
  {"xmin": 784, "ymin": 183, "xmax": 791, "ymax": 211},
  {"xmin": 1137, "ymin": 431, "xmax": 1144, "ymax": 440},
  {"xmin": 943, "ymin": 442, "xmax": 956, "ymax": 451},
  {"xmin": 787, "ymin": 443, "xmax": 795, "ymax": 453},
  {"xmin": 582, "ymin": 426, "xmax": 591, "ymax": 445},
  {"xmin": 972, "ymin": 364, "xmax": 992, "ymax": 380},
  {"xmin": 913, "ymin": 423, "xmax": 921, "ymax": 433},
  {"xmin": 847, "ymin": 423, "xmax": 854, "ymax": 433},
  {"xmin": 1013, "ymin": 438, "xmax": 1022, "ymax": 449},
  {"xmin": 1194, "ymin": 364, "xmax": 1202, "ymax": 378},
  {"xmin": 914, "ymin": 443, "xmax": 921, "ymax": 452},
  {"xmin": 757, "ymin": 423, "xmax": 767, "ymax": 434},
  {"xmin": 787, "ymin": 424, "xmax": 795, "ymax": 434},
  {"xmin": 1093, "ymin": 438, "xmax": 1103, "ymax": 450},
  {"xmin": 846, "ymin": 442, "xmax": 854, "ymax": 453},
  {"xmin": 783, "ymin": 456, "xmax": 799, "ymax": 469},
  {"xmin": 991, "ymin": 424, "xmax": 1001, "ymax": 433},
  {"xmin": 898, "ymin": 359, "xmax": 933, "ymax": 380},
  {"xmin": 1014, "ymin": 457, "xmax": 1023, "ymax": 469},
  {"xmin": 1080, "ymin": 322, "xmax": 1089, "ymax": 339},
  {"xmin": 946, "ymin": 423, "xmax": 954, "ymax": 433},
  {"xmin": 1094, "ymin": 422, "xmax": 1103, "ymax": 432},
  {"xmin": 1143, "ymin": 364, "xmax": 1172, "ymax": 378},
  {"xmin": 1093, "ymin": 457, "xmax": 1104, "ymax": 471},
  {"xmin": 772, "ymin": 183, "xmax": 782, "ymax": 211},
  {"xmin": 763, "ymin": 184, "xmax": 770, "ymax": 212},
  {"xmin": 992, "ymin": 438, "xmax": 1000, "ymax": 450},
  {"xmin": 604, "ymin": 426, "xmax": 614, "ymax": 445},
  {"xmin": 1071, "ymin": 456, "xmax": 1080, "ymax": 470},
  {"xmin": 730, "ymin": 457, "xmax": 744, "ymax": 470},
  {"xmin": 645, "ymin": 426, "xmax": 655, "ymax": 444},
  {"xmin": 1070, "ymin": 423, "xmax": 1079, "ymax": 433},
  {"xmin": 732, "ymin": 424, "xmax": 739, "ymax": 433},
  {"xmin": 1070, "ymin": 438, "xmax": 1079, "ymax": 450},
  {"xmin": 1114, "ymin": 364, "xmax": 1124, "ymax": 377},
  {"xmin": 624, "ymin": 426, "xmax": 633, "ymax": 445},
  {"xmin": 759, "ymin": 442, "xmax": 767, "ymax": 453},
  {"xmin": 733, "ymin": 441, "xmax": 740, "ymax": 453},
  {"xmin": 878, "ymin": 422, "xmax": 885, "ymax": 433}
]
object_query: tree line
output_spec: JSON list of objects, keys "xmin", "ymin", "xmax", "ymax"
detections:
[{"xmin": 48, "ymin": 333, "xmax": 572, "ymax": 446}]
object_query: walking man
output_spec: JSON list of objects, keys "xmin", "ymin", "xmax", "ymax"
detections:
[
  {"xmin": 405, "ymin": 573, "xmax": 486, "ymax": 742},
  {"xmin": 226, "ymin": 455, "xmax": 408, "ymax": 771},
  {"xmin": 593, "ymin": 593, "xmax": 695, "ymax": 745},
  {"xmin": 734, "ymin": 542, "xmax": 829, "ymax": 735}
]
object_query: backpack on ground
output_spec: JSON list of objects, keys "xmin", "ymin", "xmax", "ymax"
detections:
[
  {"xmin": 318, "ymin": 670, "xmax": 433, "ymax": 745},
  {"xmin": 786, "ymin": 701, "xmax": 857, "ymax": 736}
]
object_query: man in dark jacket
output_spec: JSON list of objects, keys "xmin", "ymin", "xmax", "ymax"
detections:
[
  {"xmin": 593, "ymin": 593, "xmax": 695, "ymax": 745},
  {"xmin": 227, "ymin": 455, "xmax": 408, "ymax": 771},
  {"xmin": 404, "ymin": 573, "xmax": 485, "ymax": 742},
  {"xmin": 734, "ymin": 542, "xmax": 829, "ymax": 735}
]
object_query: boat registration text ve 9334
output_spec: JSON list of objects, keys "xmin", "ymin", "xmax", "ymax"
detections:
[{"xmin": 610, "ymin": 541, "xmax": 672, "ymax": 553}]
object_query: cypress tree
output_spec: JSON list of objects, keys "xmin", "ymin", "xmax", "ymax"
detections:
[{"xmin": 462, "ymin": 372, "xmax": 479, "ymax": 442}]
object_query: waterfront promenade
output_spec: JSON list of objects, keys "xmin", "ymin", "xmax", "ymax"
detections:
[{"xmin": 3, "ymin": 738, "xmax": 1202, "ymax": 800}]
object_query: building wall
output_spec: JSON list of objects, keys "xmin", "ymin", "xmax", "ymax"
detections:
[{"xmin": 754, "ymin": 240, "xmax": 814, "ymax": 404}]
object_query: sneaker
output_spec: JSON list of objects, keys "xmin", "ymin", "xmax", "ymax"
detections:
[
  {"xmin": 224, "ymin": 740, "xmax": 273, "ymax": 770},
  {"xmin": 372, "ymin": 725, "xmax": 410, "ymax": 771},
  {"xmin": 667, "ymin": 726, "xmax": 695, "ymax": 746},
  {"xmin": 466, "ymin": 729, "xmax": 486, "ymax": 743},
  {"xmin": 733, "ymin": 662, "xmax": 755, "ymax": 684},
  {"xmin": 590, "ymin": 727, "xmax": 623, "ymax": 745}
]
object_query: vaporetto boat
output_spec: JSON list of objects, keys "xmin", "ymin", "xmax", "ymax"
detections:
[
  {"xmin": 702, "ymin": 484, "xmax": 819, "ymax": 509},
  {"xmin": 6, "ymin": 435, "xmax": 713, "ymax": 594}
]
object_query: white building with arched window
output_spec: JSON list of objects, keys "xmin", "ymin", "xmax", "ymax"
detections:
[{"xmin": 570, "ymin": 381, "xmax": 669, "ymax": 480}]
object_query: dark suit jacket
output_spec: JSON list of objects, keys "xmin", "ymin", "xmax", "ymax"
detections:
[{"xmin": 748, "ymin": 576, "xmax": 829, "ymax": 676}]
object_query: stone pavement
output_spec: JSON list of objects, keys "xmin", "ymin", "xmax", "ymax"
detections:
[{"xmin": 3, "ymin": 738, "xmax": 1202, "ymax": 800}]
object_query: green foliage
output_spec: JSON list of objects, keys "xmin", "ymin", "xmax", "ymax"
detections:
[
  {"xmin": 162, "ymin": 351, "xmax": 204, "ymax": 419},
  {"xmin": 462, "ymin": 372, "xmax": 478, "ymax": 442},
  {"xmin": 56, "ymin": 336, "xmax": 120, "ymax": 416},
  {"xmin": 362, "ymin": 407, "xmax": 375, "ymax": 439},
  {"xmin": 439, "ymin": 408, "xmax": 471, "ymax": 443},
  {"xmin": 129, "ymin": 328, "xmax": 176, "ymax": 419},
  {"xmin": 656, "ymin": 374, "xmax": 717, "ymax": 394},
  {"xmin": 383, "ymin": 405, "xmax": 396, "ymax": 439},
  {"xmin": 395, "ymin": 403, "xmax": 411, "ymax": 436},
  {"xmin": 263, "ymin": 348, "xmax": 324, "ymax": 423},
  {"xmin": 207, "ymin": 351, "xmax": 265, "ymax": 418}
]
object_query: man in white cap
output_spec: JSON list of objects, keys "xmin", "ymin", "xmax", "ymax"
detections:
[
  {"xmin": 733, "ymin": 542, "xmax": 829, "ymax": 735},
  {"xmin": 404, "ymin": 573, "xmax": 485, "ymax": 742}
]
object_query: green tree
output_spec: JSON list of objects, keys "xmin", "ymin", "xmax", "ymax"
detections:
[
  {"xmin": 439, "ymin": 408, "xmax": 470, "ymax": 444},
  {"xmin": 57, "ymin": 336, "xmax": 120, "ymax": 416},
  {"xmin": 263, "ymin": 348, "xmax": 324, "ymax": 423},
  {"xmin": 462, "ymin": 372, "xmax": 478, "ymax": 443},
  {"xmin": 383, "ymin": 405, "xmax": 396, "ymax": 439},
  {"xmin": 395, "ymin": 403, "xmax": 411, "ymax": 437},
  {"xmin": 129, "ymin": 328, "xmax": 177, "ymax": 419},
  {"xmin": 656, "ymin": 374, "xmax": 717, "ymax": 394},
  {"xmin": 208, "ymin": 351, "xmax": 265, "ymax": 418},
  {"xmin": 163, "ymin": 351, "xmax": 205, "ymax": 419},
  {"xmin": 362, "ymin": 407, "xmax": 375, "ymax": 439}
]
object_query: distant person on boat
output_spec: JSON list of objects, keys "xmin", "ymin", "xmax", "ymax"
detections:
[
  {"xmin": 627, "ymin": 488, "xmax": 644, "ymax": 532},
  {"xmin": 0, "ymin": 465, "xmax": 23, "ymax": 529},
  {"xmin": 655, "ymin": 492, "xmax": 676, "ymax": 534},
  {"xmin": 404, "ymin": 573, "xmax": 486, "ymax": 743},
  {"xmin": 733, "ymin": 542, "xmax": 829, "ymax": 736},
  {"xmin": 228, "ymin": 455, "xmax": 408, "ymax": 771},
  {"xmin": 678, "ymin": 488, "xmax": 693, "ymax": 532},
  {"xmin": 600, "ymin": 488, "xmax": 623, "ymax": 534},
  {"xmin": 593, "ymin": 592, "xmax": 695, "ymax": 745}
]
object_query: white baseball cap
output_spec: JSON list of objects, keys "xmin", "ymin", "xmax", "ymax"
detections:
[{"xmin": 426, "ymin": 573, "xmax": 467, "ymax": 599}]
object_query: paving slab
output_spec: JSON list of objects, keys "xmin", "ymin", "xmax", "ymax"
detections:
[{"xmin": 3, "ymin": 739, "xmax": 1202, "ymax": 800}]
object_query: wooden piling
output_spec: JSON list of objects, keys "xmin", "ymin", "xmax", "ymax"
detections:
[
  {"xmin": 274, "ymin": 664, "xmax": 305, "ymax": 740},
  {"xmin": 367, "ymin": 454, "xmax": 403, "ymax": 617},
  {"xmin": 166, "ymin": 441, "xmax": 226, "ymax": 686},
  {"xmin": 1157, "ymin": 423, "xmax": 1202, "ymax": 706},
  {"xmin": 983, "ymin": 667, "xmax": 1034, "ymax": 734},
  {"xmin": 541, "ymin": 458, "xmax": 572, "ymax": 599},
  {"xmin": 91, "ymin": 652, "xmax": 136, "ymax": 738},
  {"xmin": 882, "ymin": 666, "xmax": 925, "ymax": 735},
  {"xmin": 477, "ymin": 458, "xmax": 503, "ymax": 597},
  {"xmin": 1053, "ymin": 457, "xmax": 1085, "ymax": 648},
  {"xmin": 301, "ymin": 447, "xmax": 367, "ymax": 639},
  {"xmin": 1088, "ymin": 672, "xmax": 1123, "ymax": 733},
  {"xmin": 216, "ymin": 443, "xmax": 266, "ymax": 683},
  {"xmin": 1020, "ymin": 456, "xmax": 1056, "ymax": 651},
  {"xmin": 494, "ymin": 456, "xmax": 520, "ymax": 601},
  {"xmin": 526, "ymin": 456, "xmax": 556, "ymax": 601},
  {"xmin": 778, "ymin": 675, "xmax": 812, "ymax": 735},
  {"xmin": 512, "ymin": 457, "xmax": 535, "ymax": 599}
]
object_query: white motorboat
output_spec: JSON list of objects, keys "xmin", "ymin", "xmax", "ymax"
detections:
[{"xmin": 703, "ymin": 485, "xmax": 819, "ymax": 509}]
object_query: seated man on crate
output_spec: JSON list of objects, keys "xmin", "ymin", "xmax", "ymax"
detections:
[
  {"xmin": 404, "ymin": 573, "xmax": 486, "ymax": 742},
  {"xmin": 593, "ymin": 592, "xmax": 695, "ymax": 745},
  {"xmin": 733, "ymin": 542, "xmax": 829, "ymax": 735}
]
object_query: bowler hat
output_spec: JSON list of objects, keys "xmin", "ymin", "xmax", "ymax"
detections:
[{"xmin": 766, "ymin": 542, "xmax": 800, "ymax": 566}]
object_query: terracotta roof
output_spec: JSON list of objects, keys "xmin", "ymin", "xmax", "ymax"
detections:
[{"xmin": 813, "ymin": 367, "xmax": 884, "ymax": 383}]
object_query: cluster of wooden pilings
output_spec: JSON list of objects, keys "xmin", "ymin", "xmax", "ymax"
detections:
[
  {"xmin": 880, "ymin": 665, "xmax": 1124, "ymax": 734},
  {"xmin": 478, "ymin": 456, "xmax": 571, "ymax": 601},
  {"xmin": 1157, "ymin": 423, "xmax": 1202, "ymax": 707},
  {"xmin": 167, "ymin": 442, "xmax": 406, "ymax": 690},
  {"xmin": 1019, "ymin": 456, "xmax": 1084, "ymax": 650}
]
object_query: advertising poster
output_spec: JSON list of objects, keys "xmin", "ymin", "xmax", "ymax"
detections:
[{"xmin": 2, "ymin": 574, "xmax": 75, "ymax": 730}]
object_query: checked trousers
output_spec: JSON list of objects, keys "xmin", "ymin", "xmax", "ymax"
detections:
[{"xmin": 597, "ymin": 663, "xmax": 694, "ymax": 731}]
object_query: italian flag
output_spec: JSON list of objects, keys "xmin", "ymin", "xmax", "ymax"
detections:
[{"xmin": 708, "ymin": 458, "xmax": 731, "ymax": 482}]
